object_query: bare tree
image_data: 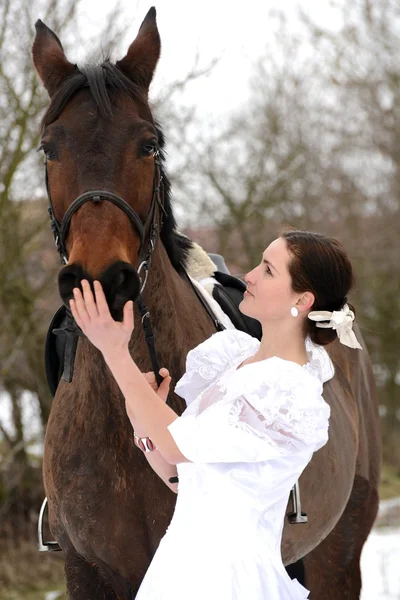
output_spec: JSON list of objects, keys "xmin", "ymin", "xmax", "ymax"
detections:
[
  {"xmin": 299, "ymin": 0, "xmax": 400, "ymax": 463},
  {"xmin": 0, "ymin": 0, "xmax": 130, "ymax": 536},
  {"xmin": 192, "ymin": 2, "xmax": 399, "ymax": 464}
]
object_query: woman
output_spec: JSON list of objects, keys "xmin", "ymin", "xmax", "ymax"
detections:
[{"xmin": 69, "ymin": 229, "xmax": 362, "ymax": 600}]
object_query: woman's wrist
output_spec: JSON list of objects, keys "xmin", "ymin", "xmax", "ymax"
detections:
[{"xmin": 102, "ymin": 346, "xmax": 131, "ymax": 367}]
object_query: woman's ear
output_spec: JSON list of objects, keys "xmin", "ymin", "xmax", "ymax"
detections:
[{"xmin": 297, "ymin": 292, "xmax": 315, "ymax": 313}]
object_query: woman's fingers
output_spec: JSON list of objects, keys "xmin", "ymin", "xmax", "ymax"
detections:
[
  {"xmin": 145, "ymin": 369, "xmax": 169, "ymax": 382},
  {"xmin": 72, "ymin": 286, "xmax": 91, "ymax": 324},
  {"xmin": 144, "ymin": 368, "xmax": 171, "ymax": 397},
  {"xmin": 144, "ymin": 371, "xmax": 158, "ymax": 391},
  {"xmin": 81, "ymin": 279, "xmax": 99, "ymax": 319},
  {"xmin": 93, "ymin": 280, "xmax": 111, "ymax": 320},
  {"xmin": 144, "ymin": 371, "xmax": 156, "ymax": 383},
  {"xmin": 158, "ymin": 373, "xmax": 172, "ymax": 401},
  {"xmin": 69, "ymin": 298, "xmax": 85, "ymax": 331},
  {"xmin": 123, "ymin": 299, "xmax": 134, "ymax": 332}
]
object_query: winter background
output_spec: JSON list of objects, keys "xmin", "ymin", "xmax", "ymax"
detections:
[{"xmin": 1, "ymin": 0, "xmax": 399, "ymax": 598}]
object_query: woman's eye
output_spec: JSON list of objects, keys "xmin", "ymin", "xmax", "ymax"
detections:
[{"xmin": 265, "ymin": 265, "xmax": 272, "ymax": 275}]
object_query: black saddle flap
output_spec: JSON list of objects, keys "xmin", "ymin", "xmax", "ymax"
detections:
[
  {"xmin": 44, "ymin": 305, "xmax": 82, "ymax": 397},
  {"xmin": 45, "ymin": 305, "xmax": 67, "ymax": 397},
  {"xmin": 211, "ymin": 271, "xmax": 262, "ymax": 341}
]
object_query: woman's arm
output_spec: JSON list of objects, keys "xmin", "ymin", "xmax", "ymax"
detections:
[
  {"xmin": 69, "ymin": 280, "xmax": 190, "ymax": 466},
  {"xmin": 104, "ymin": 349, "xmax": 189, "ymax": 465},
  {"xmin": 134, "ymin": 426, "xmax": 178, "ymax": 493},
  {"xmin": 127, "ymin": 371, "xmax": 178, "ymax": 493}
]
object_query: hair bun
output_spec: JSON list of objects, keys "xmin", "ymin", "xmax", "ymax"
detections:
[
  {"xmin": 309, "ymin": 323, "xmax": 337, "ymax": 346},
  {"xmin": 281, "ymin": 229, "xmax": 356, "ymax": 347}
]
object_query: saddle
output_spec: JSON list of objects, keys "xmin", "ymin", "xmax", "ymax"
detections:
[{"xmin": 44, "ymin": 254, "xmax": 261, "ymax": 397}]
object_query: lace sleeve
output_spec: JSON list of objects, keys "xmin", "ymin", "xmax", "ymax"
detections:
[
  {"xmin": 227, "ymin": 380, "xmax": 330, "ymax": 456},
  {"xmin": 175, "ymin": 330, "xmax": 259, "ymax": 405},
  {"xmin": 168, "ymin": 376, "xmax": 330, "ymax": 464}
]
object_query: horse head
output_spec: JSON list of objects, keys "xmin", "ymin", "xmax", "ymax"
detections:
[{"xmin": 33, "ymin": 7, "xmax": 184, "ymax": 321}]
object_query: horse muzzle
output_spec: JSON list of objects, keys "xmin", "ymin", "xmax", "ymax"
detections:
[{"xmin": 58, "ymin": 260, "xmax": 141, "ymax": 321}]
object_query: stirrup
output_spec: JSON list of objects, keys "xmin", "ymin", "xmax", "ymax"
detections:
[
  {"xmin": 38, "ymin": 497, "xmax": 62, "ymax": 552},
  {"xmin": 288, "ymin": 482, "xmax": 308, "ymax": 524}
]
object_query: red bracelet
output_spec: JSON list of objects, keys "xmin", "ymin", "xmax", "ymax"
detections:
[{"xmin": 134, "ymin": 433, "xmax": 157, "ymax": 453}]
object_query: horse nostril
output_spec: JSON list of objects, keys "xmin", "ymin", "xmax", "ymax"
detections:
[
  {"xmin": 113, "ymin": 267, "xmax": 140, "ymax": 301},
  {"xmin": 58, "ymin": 262, "xmax": 140, "ymax": 319},
  {"xmin": 115, "ymin": 270, "xmax": 127, "ymax": 289},
  {"xmin": 101, "ymin": 262, "xmax": 141, "ymax": 320},
  {"xmin": 58, "ymin": 265, "xmax": 87, "ymax": 305}
]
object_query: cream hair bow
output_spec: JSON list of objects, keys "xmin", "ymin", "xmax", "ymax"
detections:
[{"xmin": 308, "ymin": 304, "xmax": 362, "ymax": 350}]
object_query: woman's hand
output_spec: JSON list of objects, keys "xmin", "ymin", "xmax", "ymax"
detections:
[
  {"xmin": 69, "ymin": 279, "xmax": 133, "ymax": 357},
  {"xmin": 144, "ymin": 368, "xmax": 171, "ymax": 403}
]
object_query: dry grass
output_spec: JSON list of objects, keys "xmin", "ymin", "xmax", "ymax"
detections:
[
  {"xmin": 0, "ymin": 538, "xmax": 66, "ymax": 600},
  {"xmin": 379, "ymin": 463, "xmax": 400, "ymax": 500}
]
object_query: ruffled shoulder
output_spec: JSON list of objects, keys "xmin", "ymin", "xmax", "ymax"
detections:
[
  {"xmin": 169, "ymin": 355, "xmax": 331, "ymax": 464},
  {"xmin": 225, "ymin": 354, "xmax": 323, "ymax": 402},
  {"xmin": 221, "ymin": 358, "xmax": 330, "ymax": 456},
  {"xmin": 175, "ymin": 330, "xmax": 259, "ymax": 405},
  {"xmin": 305, "ymin": 338, "xmax": 335, "ymax": 384}
]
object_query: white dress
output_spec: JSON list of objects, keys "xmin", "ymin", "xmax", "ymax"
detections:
[{"xmin": 136, "ymin": 329, "xmax": 334, "ymax": 600}]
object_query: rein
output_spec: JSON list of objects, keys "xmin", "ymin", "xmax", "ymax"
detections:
[{"xmin": 44, "ymin": 150, "xmax": 223, "ymax": 386}]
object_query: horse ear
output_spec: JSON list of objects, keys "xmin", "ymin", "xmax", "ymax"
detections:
[
  {"xmin": 116, "ymin": 7, "xmax": 161, "ymax": 92},
  {"xmin": 32, "ymin": 20, "xmax": 76, "ymax": 97}
]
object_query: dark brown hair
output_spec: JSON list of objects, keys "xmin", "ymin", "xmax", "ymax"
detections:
[{"xmin": 280, "ymin": 227, "xmax": 356, "ymax": 346}]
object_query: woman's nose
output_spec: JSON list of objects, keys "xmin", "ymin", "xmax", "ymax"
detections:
[{"xmin": 244, "ymin": 267, "xmax": 256, "ymax": 285}]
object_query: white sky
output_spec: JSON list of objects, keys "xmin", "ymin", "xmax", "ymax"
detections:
[{"xmin": 74, "ymin": 0, "xmax": 343, "ymax": 121}]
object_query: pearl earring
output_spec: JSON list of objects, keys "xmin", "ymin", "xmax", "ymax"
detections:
[{"xmin": 291, "ymin": 307, "xmax": 299, "ymax": 317}]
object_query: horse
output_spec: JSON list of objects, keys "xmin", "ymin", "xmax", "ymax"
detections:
[{"xmin": 32, "ymin": 8, "xmax": 381, "ymax": 599}]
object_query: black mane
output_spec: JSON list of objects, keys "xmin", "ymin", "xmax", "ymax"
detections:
[{"xmin": 42, "ymin": 60, "xmax": 193, "ymax": 275}]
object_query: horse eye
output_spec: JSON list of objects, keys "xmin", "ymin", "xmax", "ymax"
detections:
[
  {"xmin": 38, "ymin": 144, "xmax": 57, "ymax": 161},
  {"xmin": 45, "ymin": 149, "xmax": 57, "ymax": 161},
  {"xmin": 141, "ymin": 143, "xmax": 156, "ymax": 157}
]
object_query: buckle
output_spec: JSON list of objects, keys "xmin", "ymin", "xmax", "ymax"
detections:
[{"xmin": 137, "ymin": 261, "xmax": 149, "ymax": 294}]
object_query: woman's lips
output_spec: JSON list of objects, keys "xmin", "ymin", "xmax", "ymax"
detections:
[{"xmin": 244, "ymin": 290, "xmax": 253, "ymax": 297}]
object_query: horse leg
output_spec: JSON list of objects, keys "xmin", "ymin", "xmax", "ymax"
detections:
[
  {"xmin": 302, "ymin": 549, "xmax": 362, "ymax": 599},
  {"xmin": 301, "ymin": 475, "xmax": 379, "ymax": 599},
  {"xmin": 64, "ymin": 551, "xmax": 119, "ymax": 600}
]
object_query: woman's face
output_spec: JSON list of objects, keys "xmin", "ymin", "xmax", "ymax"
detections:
[{"xmin": 240, "ymin": 237, "xmax": 299, "ymax": 324}]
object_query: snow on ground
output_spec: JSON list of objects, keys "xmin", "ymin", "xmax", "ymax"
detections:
[
  {"xmin": 361, "ymin": 526, "xmax": 400, "ymax": 599},
  {"xmin": 41, "ymin": 523, "xmax": 400, "ymax": 599}
]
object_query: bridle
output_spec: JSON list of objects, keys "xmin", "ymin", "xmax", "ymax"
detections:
[
  {"xmin": 45, "ymin": 149, "xmax": 169, "ymax": 384},
  {"xmin": 46, "ymin": 150, "xmax": 165, "ymax": 270},
  {"xmin": 45, "ymin": 149, "xmax": 223, "ymax": 387}
]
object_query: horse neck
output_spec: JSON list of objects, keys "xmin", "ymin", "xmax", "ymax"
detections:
[
  {"xmin": 129, "ymin": 241, "xmax": 217, "ymax": 409},
  {"xmin": 57, "ymin": 242, "xmax": 216, "ymax": 437}
]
